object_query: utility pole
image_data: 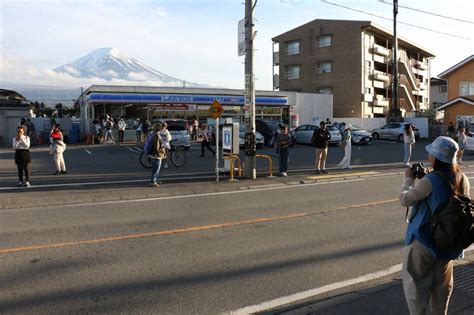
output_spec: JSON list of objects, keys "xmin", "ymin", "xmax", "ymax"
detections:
[
  {"xmin": 244, "ymin": 0, "xmax": 256, "ymax": 179},
  {"xmin": 390, "ymin": 0, "xmax": 400, "ymax": 122}
]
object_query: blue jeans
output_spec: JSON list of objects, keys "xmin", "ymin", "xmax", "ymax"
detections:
[
  {"xmin": 150, "ymin": 158, "xmax": 162, "ymax": 183},
  {"xmin": 279, "ymin": 148, "xmax": 289, "ymax": 173}
]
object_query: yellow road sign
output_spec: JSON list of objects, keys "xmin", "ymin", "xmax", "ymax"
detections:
[{"xmin": 209, "ymin": 99, "xmax": 224, "ymax": 119}]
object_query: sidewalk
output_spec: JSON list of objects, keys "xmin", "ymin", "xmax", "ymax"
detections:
[{"xmin": 258, "ymin": 254, "xmax": 474, "ymax": 315}]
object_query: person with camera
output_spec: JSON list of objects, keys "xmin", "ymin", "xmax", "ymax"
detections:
[{"xmin": 399, "ymin": 136, "xmax": 469, "ymax": 314}]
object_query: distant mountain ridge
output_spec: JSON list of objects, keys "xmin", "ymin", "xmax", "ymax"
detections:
[{"xmin": 53, "ymin": 47, "xmax": 202, "ymax": 87}]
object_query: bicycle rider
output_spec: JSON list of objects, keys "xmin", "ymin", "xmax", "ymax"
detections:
[{"xmin": 160, "ymin": 122, "xmax": 173, "ymax": 168}]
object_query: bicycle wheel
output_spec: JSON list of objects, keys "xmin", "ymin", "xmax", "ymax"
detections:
[
  {"xmin": 171, "ymin": 148, "xmax": 186, "ymax": 167},
  {"xmin": 139, "ymin": 151, "xmax": 152, "ymax": 169}
]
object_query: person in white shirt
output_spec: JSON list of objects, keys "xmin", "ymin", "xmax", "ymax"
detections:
[
  {"xmin": 457, "ymin": 126, "xmax": 467, "ymax": 163},
  {"xmin": 118, "ymin": 117, "xmax": 127, "ymax": 143},
  {"xmin": 403, "ymin": 123, "xmax": 416, "ymax": 166},
  {"xmin": 12, "ymin": 126, "xmax": 31, "ymax": 187},
  {"xmin": 200, "ymin": 124, "xmax": 215, "ymax": 157},
  {"xmin": 160, "ymin": 122, "xmax": 173, "ymax": 168}
]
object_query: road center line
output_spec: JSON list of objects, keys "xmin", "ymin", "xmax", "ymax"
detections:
[
  {"xmin": 84, "ymin": 148, "xmax": 92, "ymax": 155},
  {"xmin": 0, "ymin": 198, "xmax": 397, "ymax": 255}
]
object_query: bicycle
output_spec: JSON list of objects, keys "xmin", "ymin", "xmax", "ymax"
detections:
[{"xmin": 139, "ymin": 141, "xmax": 186, "ymax": 169}]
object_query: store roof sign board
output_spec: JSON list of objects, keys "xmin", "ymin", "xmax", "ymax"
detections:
[{"xmin": 87, "ymin": 93, "xmax": 288, "ymax": 106}]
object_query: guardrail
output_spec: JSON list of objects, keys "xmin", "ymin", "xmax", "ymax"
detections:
[
  {"xmin": 256, "ymin": 154, "xmax": 273, "ymax": 177},
  {"xmin": 223, "ymin": 154, "xmax": 242, "ymax": 181}
]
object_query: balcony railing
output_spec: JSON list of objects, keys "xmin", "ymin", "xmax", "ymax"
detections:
[
  {"xmin": 373, "ymin": 71, "xmax": 390, "ymax": 83},
  {"xmin": 412, "ymin": 59, "xmax": 427, "ymax": 70},
  {"xmin": 373, "ymin": 98, "xmax": 390, "ymax": 107},
  {"xmin": 273, "ymin": 52, "xmax": 279, "ymax": 66},
  {"xmin": 273, "ymin": 74, "xmax": 279, "ymax": 89},
  {"xmin": 371, "ymin": 44, "xmax": 390, "ymax": 57}
]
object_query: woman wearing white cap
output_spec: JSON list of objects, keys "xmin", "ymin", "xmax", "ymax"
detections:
[
  {"xmin": 337, "ymin": 124, "xmax": 352, "ymax": 169},
  {"xmin": 399, "ymin": 136, "xmax": 469, "ymax": 314}
]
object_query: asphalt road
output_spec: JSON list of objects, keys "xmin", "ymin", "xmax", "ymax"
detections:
[{"xmin": 1, "ymin": 168, "xmax": 473, "ymax": 313}]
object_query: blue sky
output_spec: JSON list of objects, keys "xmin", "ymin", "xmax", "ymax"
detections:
[{"xmin": 1, "ymin": 0, "xmax": 473, "ymax": 89}]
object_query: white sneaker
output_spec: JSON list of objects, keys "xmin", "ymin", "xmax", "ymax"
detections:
[
  {"xmin": 24, "ymin": 181, "xmax": 31, "ymax": 187},
  {"xmin": 404, "ymin": 162, "xmax": 411, "ymax": 167},
  {"xmin": 281, "ymin": 172, "xmax": 288, "ymax": 177}
]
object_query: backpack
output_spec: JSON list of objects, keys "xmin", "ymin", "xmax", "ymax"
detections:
[
  {"xmin": 143, "ymin": 133, "xmax": 155, "ymax": 155},
  {"xmin": 429, "ymin": 172, "xmax": 474, "ymax": 251}
]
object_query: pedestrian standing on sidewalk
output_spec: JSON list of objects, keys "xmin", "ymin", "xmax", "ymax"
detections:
[
  {"xmin": 148, "ymin": 123, "xmax": 167, "ymax": 187},
  {"xmin": 446, "ymin": 121, "xmax": 455, "ymax": 139},
  {"xmin": 118, "ymin": 117, "xmax": 126, "ymax": 143},
  {"xmin": 50, "ymin": 124, "xmax": 67, "ymax": 175},
  {"xmin": 456, "ymin": 126, "xmax": 467, "ymax": 164},
  {"xmin": 399, "ymin": 136, "xmax": 469, "ymax": 315},
  {"xmin": 403, "ymin": 123, "xmax": 416, "ymax": 166},
  {"xmin": 337, "ymin": 124, "xmax": 352, "ymax": 169},
  {"xmin": 312, "ymin": 121, "xmax": 331, "ymax": 174},
  {"xmin": 135, "ymin": 118, "xmax": 142, "ymax": 144},
  {"xmin": 12, "ymin": 126, "xmax": 31, "ymax": 187},
  {"xmin": 276, "ymin": 125, "xmax": 290, "ymax": 176},
  {"xmin": 200, "ymin": 124, "xmax": 215, "ymax": 157}
]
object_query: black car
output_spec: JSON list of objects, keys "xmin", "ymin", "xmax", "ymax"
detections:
[{"xmin": 256, "ymin": 119, "xmax": 294, "ymax": 147}]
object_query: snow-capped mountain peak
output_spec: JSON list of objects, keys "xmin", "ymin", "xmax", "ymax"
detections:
[{"xmin": 53, "ymin": 47, "xmax": 201, "ymax": 86}]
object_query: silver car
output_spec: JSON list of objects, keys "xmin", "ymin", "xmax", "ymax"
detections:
[
  {"xmin": 372, "ymin": 123, "xmax": 420, "ymax": 142},
  {"xmin": 294, "ymin": 124, "xmax": 341, "ymax": 144},
  {"xmin": 161, "ymin": 119, "xmax": 191, "ymax": 150},
  {"xmin": 239, "ymin": 125, "xmax": 264, "ymax": 148}
]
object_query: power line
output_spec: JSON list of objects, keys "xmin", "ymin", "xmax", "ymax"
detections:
[
  {"xmin": 378, "ymin": 0, "xmax": 474, "ymax": 24},
  {"xmin": 321, "ymin": 0, "xmax": 471, "ymax": 40}
]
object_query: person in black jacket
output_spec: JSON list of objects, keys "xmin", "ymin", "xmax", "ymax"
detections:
[{"xmin": 312, "ymin": 121, "xmax": 331, "ymax": 174}]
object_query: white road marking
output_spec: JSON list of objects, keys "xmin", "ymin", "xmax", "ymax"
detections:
[
  {"xmin": 0, "ymin": 176, "xmax": 386, "ymax": 209},
  {"xmin": 84, "ymin": 148, "xmax": 92, "ymax": 155},
  {"xmin": 126, "ymin": 146, "xmax": 142, "ymax": 153},
  {"xmin": 230, "ymin": 246, "xmax": 474, "ymax": 314},
  {"xmin": 230, "ymin": 264, "xmax": 403, "ymax": 314}
]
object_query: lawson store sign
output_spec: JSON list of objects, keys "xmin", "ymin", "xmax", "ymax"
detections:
[{"xmin": 87, "ymin": 93, "xmax": 288, "ymax": 106}]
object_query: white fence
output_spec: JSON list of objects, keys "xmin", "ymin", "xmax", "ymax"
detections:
[{"xmin": 333, "ymin": 118, "xmax": 386, "ymax": 131}]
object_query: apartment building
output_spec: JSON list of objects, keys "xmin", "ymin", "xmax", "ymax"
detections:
[
  {"xmin": 429, "ymin": 78, "xmax": 447, "ymax": 109},
  {"xmin": 436, "ymin": 55, "xmax": 474, "ymax": 128},
  {"xmin": 272, "ymin": 19, "xmax": 434, "ymax": 118}
]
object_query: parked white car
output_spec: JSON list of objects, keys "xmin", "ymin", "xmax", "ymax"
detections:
[{"xmin": 350, "ymin": 126, "xmax": 373, "ymax": 144}]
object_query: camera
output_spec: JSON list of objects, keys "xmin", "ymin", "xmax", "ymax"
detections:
[{"xmin": 411, "ymin": 162, "xmax": 428, "ymax": 179}]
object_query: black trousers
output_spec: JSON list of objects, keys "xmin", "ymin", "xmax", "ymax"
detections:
[
  {"xmin": 17, "ymin": 163, "xmax": 30, "ymax": 182},
  {"xmin": 119, "ymin": 130, "xmax": 125, "ymax": 143},
  {"xmin": 201, "ymin": 140, "xmax": 215, "ymax": 156}
]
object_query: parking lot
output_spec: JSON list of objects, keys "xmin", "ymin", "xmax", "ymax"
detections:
[{"xmin": 3, "ymin": 138, "xmax": 472, "ymax": 190}]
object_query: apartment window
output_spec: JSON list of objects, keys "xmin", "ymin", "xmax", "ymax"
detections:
[
  {"xmin": 316, "ymin": 35, "xmax": 332, "ymax": 47},
  {"xmin": 317, "ymin": 61, "xmax": 332, "ymax": 73},
  {"xmin": 286, "ymin": 41, "xmax": 300, "ymax": 55},
  {"xmin": 460, "ymin": 81, "xmax": 474, "ymax": 96},
  {"xmin": 318, "ymin": 87, "xmax": 332, "ymax": 94},
  {"xmin": 285, "ymin": 65, "xmax": 300, "ymax": 80},
  {"xmin": 439, "ymin": 86, "xmax": 447, "ymax": 93}
]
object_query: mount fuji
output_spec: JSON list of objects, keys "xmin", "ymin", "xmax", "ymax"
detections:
[{"xmin": 53, "ymin": 47, "xmax": 203, "ymax": 87}]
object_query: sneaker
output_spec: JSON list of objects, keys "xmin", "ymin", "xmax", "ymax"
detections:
[
  {"xmin": 149, "ymin": 182, "xmax": 159, "ymax": 187},
  {"xmin": 321, "ymin": 169, "xmax": 328, "ymax": 174},
  {"xmin": 315, "ymin": 170, "xmax": 321, "ymax": 175},
  {"xmin": 281, "ymin": 172, "xmax": 288, "ymax": 177},
  {"xmin": 404, "ymin": 162, "xmax": 411, "ymax": 167},
  {"xmin": 24, "ymin": 181, "xmax": 31, "ymax": 187},
  {"xmin": 54, "ymin": 171, "xmax": 60, "ymax": 175},
  {"xmin": 61, "ymin": 170, "xmax": 67, "ymax": 174},
  {"xmin": 18, "ymin": 181, "xmax": 23, "ymax": 187}
]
